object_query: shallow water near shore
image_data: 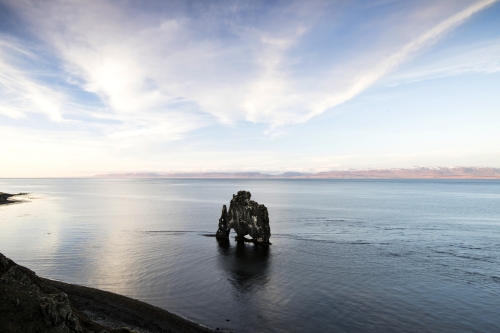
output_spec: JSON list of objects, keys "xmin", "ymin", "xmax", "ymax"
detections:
[{"xmin": 1, "ymin": 178, "xmax": 500, "ymax": 332}]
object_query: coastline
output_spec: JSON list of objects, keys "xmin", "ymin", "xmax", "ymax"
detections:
[
  {"xmin": 0, "ymin": 192, "xmax": 28, "ymax": 206},
  {"xmin": 0, "ymin": 252, "xmax": 214, "ymax": 333},
  {"xmin": 93, "ymin": 167, "xmax": 500, "ymax": 179},
  {"xmin": 44, "ymin": 278, "xmax": 214, "ymax": 333}
]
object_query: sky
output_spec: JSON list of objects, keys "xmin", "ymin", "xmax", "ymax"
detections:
[{"xmin": 0, "ymin": 0, "xmax": 499, "ymax": 177}]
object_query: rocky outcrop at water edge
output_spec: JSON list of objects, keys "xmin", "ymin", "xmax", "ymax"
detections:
[{"xmin": 216, "ymin": 191, "xmax": 271, "ymax": 244}]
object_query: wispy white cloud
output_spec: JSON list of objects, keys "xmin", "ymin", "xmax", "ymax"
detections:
[
  {"xmin": 0, "ymin": 37, "xmax": 64, "ymax": 121},
  {"xmin": 385, "ymin": 39, "xmax": 500, "ymax": 85},
  {"xmin": 304, "ymin": 0, "xmax": 498, "ymax": 122},
  {"xmin": 4, "ymin": 0, "xmax": 495, "ymax": 131}
]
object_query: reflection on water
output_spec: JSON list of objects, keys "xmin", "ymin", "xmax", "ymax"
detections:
[
  {"xmin": 1, "ymin": 178, "xmax": 500, "ymax": 332},
  {"xmin": 217, "ymin": 240, "xmax": 270, "ymax": 293}
]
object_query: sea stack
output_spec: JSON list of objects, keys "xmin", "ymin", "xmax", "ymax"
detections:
[{"xmin": 216, "ymin": 191, "xmax": 271, "ymax": 244}]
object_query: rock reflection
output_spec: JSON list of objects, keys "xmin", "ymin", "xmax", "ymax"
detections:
[{"xmin": 216, "ymin": 239, "xmax": 270, "ymax": 293}]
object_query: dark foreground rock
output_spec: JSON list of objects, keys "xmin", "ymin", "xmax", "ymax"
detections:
[
  {"xmin": 0, "ymin": 252, "xmax": 214, "ymax": 333},
  {"xmin": 0, "ymin": 252, "xmax": 89, "ymax": 333},
  {"xmin": 216, "ymin": 191, "xmax": 271, "ymax": 244}
]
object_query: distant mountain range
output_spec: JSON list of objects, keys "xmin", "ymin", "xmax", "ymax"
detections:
[{"xmin": 95, "ymin": 167, "xmax": 500, "ymax": 179}]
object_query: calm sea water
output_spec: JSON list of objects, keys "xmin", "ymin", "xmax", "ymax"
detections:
[{"xmin": 1, "ymin": 179, "xmax": 499, "ymax": 332}]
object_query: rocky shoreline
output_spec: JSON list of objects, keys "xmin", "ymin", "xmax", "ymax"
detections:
[
  {"xmin": 0, "ymin": 253, "xmax": 215, "ymax": 333},
  {"xmin": 0, "ymin": 192, "xmax": 27, "ymax": 206}
]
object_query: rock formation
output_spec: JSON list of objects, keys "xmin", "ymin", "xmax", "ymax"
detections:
[
  {"xmin": 0, "ymin": 192, "xmax": 26, "ymax": 205},
  {"xmin": 0, "ymin": 252, "xmax": 84, "ymax": 333},
  {"xmin": 1, "ymin": 246, "xmax": 214, "ymax": 333},
  {"xmin": 216, "ymin": 191, "xmax": 271, "ymax": 244}
]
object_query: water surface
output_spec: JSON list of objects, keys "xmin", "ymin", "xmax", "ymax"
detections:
[{"xmin": 1, "ymin": 179, "xmax": 499, "ymax": 332}]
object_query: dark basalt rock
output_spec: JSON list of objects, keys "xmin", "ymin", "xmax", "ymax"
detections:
[
  {"xmin": 216, "ymin": 191, "xmax": 271, "ymax": 244},
  {"xmin": 0, "ymin": 252, "xmax": 83, "ymax": 333},
  {"xmin": 1, "ymin": 251, "xmax": 212, "ymax": 333},
  {"xmin": 0, "ymin": 192, "xmax": 27, "ymax": 205}
]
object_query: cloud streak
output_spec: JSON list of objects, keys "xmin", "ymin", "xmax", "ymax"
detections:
[
  {"xmin": 0, "ymin": 37, "xmax": 64, "ymax": 121},
  {"xmin": 385, "ymin": 39, "xmax": 500, "ymax": 85},
  {"xmin": 3, "ymin": 0, "xmax": 496, "ymax": 131},
  {"xmin": 307, "ymin": 0, "xmax": 498, "ymax": 121}
]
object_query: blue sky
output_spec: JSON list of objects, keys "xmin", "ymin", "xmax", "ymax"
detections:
[{"xmin": 0, "ymin": 0, "xmax": 499, "ymax": 177}]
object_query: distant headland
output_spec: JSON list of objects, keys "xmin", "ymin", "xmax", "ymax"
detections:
[
  {"xmin": 0, "ymin": 192, "xmax": 28, "ymax": 205},
  {"xmin": 94, "ymin": 167, "xmax": 500, "ymax": 179}
]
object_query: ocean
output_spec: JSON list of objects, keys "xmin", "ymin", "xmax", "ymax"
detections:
[{"xmin": 1, "ymin": 178, "xmax": 499, "ymax": 332}]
